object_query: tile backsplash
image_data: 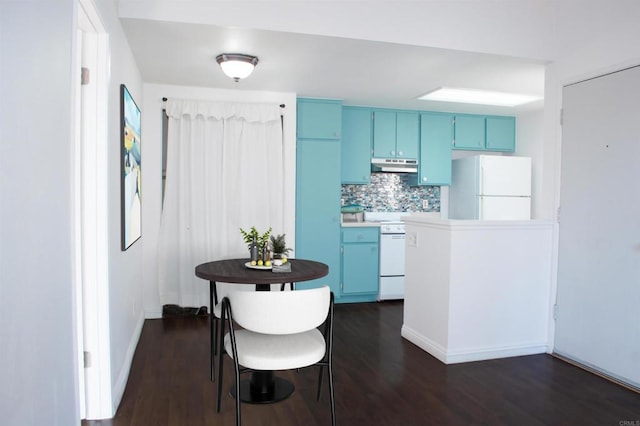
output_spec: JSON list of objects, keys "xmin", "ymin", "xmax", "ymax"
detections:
[{"xmin": 341, "ymin": 173, "xmax": 440, "ymax": 212}]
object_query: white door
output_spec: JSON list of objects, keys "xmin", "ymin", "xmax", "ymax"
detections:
[
  {"xmin": 479, "ymin": 155, "xmax": 532, "ymax": 196},
  {"xmin": 555, "ymin": 65, "xmax": 640, "ymax": 389}
]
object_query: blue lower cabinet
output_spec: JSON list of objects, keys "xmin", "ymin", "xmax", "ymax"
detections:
[{"xmin": 339, "ymin": 227, "xmax": 379, "ymax": 303}]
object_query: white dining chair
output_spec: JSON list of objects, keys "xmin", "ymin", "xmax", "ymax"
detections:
[
  {"xmin": 217, "ymin": 285, "xmax": 335, "ymax": 426},
  {"xmin": 209, "ymin": 282, "xmax": 254, "ymax": 381}
]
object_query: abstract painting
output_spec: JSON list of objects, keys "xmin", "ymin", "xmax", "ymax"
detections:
[{"xmin": 120, "ymin": 84, "xmax": 141, "ymax": 250}]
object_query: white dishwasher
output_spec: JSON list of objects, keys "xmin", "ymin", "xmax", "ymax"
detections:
[{"xmin": 378, "ymin": 221, "xmax": 406, "ymax": 300}]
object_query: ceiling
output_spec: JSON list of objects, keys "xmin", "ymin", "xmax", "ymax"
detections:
[{"xmin": 120, "ymin": 18, "xmax": 547, "ymax": 115}]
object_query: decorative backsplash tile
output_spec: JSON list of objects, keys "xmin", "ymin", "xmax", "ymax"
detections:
[{"xmin": 341, "ymin": 173, "xmax": 440, "ymax": 212}]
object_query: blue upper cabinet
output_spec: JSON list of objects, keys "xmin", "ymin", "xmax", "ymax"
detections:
[
  {"xmin": 409, "ymin": 112, "xmax": 453, "ymax": 186},
  {"xmin": 372, "ymin": 110, "xmax": 396, "ymax": 157},
  {"xmin": 453, "ymin": 114, "xmax": 485, "ymax": 149},
  {"xmin": 341, "ymin": 107, "xmax": 372, "ymax": 184},
  {"xmin": 396, "ymin": 112, "xmax": 420, "ymax": 159},
  {"xmin": 453, "ymin": 114, "xmax": 516, "ymax": 152},
  {"xmin": 486, "ymin": 116, "xmax": 516, "ymax": 152},
  {"xmin": 372, "ymin": 110, "xmax": 419, "ymax": 159},
  {"xmin": 297, "ymin": 98, "xmax": 342, "ymax": 140}
]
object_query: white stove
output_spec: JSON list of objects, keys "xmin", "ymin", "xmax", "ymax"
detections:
[{"xmin": 364, "ymin": 212, "xmax": 407, "ymax": 301}]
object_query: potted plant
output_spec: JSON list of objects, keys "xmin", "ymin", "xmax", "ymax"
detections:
[
  {"xmin": 240, "ymin": 226, "xmax": 272, "ymax": 264},
  {"xmin": 270, "ymin": 234, "xmax": 291, "ymax": 260}
]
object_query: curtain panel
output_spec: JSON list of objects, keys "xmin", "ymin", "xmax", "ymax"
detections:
[{"xmin": 158, "ymin": 100, "xmax": 284, "ymax": 307}]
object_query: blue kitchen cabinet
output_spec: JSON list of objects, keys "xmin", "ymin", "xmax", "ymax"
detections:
[
  {"xmin": 453, "ymin": 114, "xmax": 516, "ymax": 151},
  {"xmin": 295, "ymin": 98, "xmax": 342, "ymax": 297},
  {"xmin": 409, "ymin": 112, "xmax": 453, "ymax": 186},
  {"xmin": 297, "ymin": 98, "xmax": 342, "ymax": 140},
  {"xmin": 453, "ymin": 114, "xmax": 485, "ymax": 149},
  {"xmin": 341, "ymin": 107, "xmax": 372, "ymax": 184},
  {"xmin": 373, "ymin": 110, "xmax": 419, "ymax": 159},
  {"xmin": 372, "ymin": 110, "xmax": 396, "ymax": 158},
  {"xmin": 295, "ymin": 139, "xmax": 341, "ymax": 295},
  {"xmin": 396, "ymin": 112, "xmax": 420, "ymax": 159},
  {"xmin": 340, "ymin": 227, "xmax": 379, "ymax": 302},
  {"xmin": 486, "ymin": 115, "xmax": 516, "ymax": 152}
]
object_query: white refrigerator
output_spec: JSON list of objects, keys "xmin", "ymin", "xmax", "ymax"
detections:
[{"xmin": 449, "ymin": 155, "xmax": 532, "ymax": 220}]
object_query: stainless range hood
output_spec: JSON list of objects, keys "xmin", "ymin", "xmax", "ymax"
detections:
[{"xmin": 371, "ymin": 158, "xmax": 418, "ymax": 173}]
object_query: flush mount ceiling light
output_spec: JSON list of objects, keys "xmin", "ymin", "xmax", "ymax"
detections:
[
  {"xmin": 216, "ymin": 53, "xmax": 259, "ymax": 82},
  {"xmin": 418, "ymin": 87, "xmax": 541, "ymax": 107}
]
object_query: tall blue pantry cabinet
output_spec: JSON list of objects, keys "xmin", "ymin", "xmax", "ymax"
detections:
[{"xmin": 295, "ymin": 98, "xmax": 342, "ymax": 297}]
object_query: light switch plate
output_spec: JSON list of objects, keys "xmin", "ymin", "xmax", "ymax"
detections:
[{"xmin": 407, "ymin": 232, "xmax": 418, "ymax": 248}]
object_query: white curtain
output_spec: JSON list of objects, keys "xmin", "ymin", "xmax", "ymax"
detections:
[{"xmin": 157, "ymin": 100, "xmax": 285, "ymax": 308}]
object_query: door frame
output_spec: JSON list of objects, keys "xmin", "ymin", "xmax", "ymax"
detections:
[{"xmin": 74, "ymin": 0, "xmax": 113, "ymax": 418}]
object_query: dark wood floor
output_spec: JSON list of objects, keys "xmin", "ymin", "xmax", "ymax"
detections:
[{"xmin": 85, "ymin": 301, "xmax": 640, "ymax": 425}]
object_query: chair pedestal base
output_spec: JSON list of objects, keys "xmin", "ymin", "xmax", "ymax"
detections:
[{"xmin": 230, "ymin": 371, "xmax": 294, "ymax": 404}]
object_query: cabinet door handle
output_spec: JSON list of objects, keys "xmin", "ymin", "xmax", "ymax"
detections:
[
  {"xmin": 398, "ymin": 151, "xmax": 404, "ymax": 156},
  {"xmin": 422, "ymin": 176, "xmax": 428, "ymax": 182},
  {"xmin": 391, "ymin": 150, "xmax": 395, "ymax": 156}
]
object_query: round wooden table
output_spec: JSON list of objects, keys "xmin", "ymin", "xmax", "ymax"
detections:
[{"xmin": 195, "ymin": 258, "xmax": 329, "ymax": 404}]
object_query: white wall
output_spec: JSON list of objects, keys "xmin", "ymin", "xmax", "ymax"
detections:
[
  {"xmin": 92, "ymin": 0, "xmax": 145, "ymax": 413},
  {"xmin": 0, "ymin": 0, "xmax": 144, "ymax": 422},
  {"xmin": 0, "ymin": 1, "xmax": 80, "ymax": 424},
  {"xmin": 141, "ymin": 83, "xmax": 297, "ymax": 316},
  {"xmin": 403, "ymin": 218, "xmax": 554, "ymax": 364},
  {"xmin": 516, "ymin": 110, "xmax": 544, "ymax": 219}
]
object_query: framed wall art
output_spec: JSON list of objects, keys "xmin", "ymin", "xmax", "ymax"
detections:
[{"xmin": 120, "ymin": 84, "xmax": 142, "ymax": 250}]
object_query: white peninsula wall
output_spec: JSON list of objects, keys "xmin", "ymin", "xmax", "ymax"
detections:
[{"xmin": 402, "ymin": 215, "xmax": 554, "ymax": 364}]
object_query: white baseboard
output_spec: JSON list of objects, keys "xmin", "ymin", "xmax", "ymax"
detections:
[
  {"xmin": 111, "ymin": 311, "xmax": 145, "ymax": 413},
  {"xmin": 401, "ymin": 324, "xmax": 549, "ymax": 364},
  {"xmin": 401, "ymin": 325, "xmax": 449, "ymax": 363},
  {"xmin": 145, "ymin": 309, "xmax": 163, "ymax": 319}
]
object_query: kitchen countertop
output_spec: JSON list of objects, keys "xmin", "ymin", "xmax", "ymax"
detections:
[
  {"xmin": 403, "ymin": 215, "xmax": 552, "ymax": 229},
  {"xmin": 341, "ymin": 221, "xmax": 380, "ymax": 228},
  {"xmin": 341, "ymin": 212, "xmax": 441, "ymax": 227}
]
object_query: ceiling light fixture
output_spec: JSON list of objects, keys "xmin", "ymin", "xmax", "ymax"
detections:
[
  {"xmin": 216, "ymin": 53, "xmax": 259, "ymax": 82},
  {"xmin": 418, "ymin": 87, "xmax": 541, "ymax": 107}
]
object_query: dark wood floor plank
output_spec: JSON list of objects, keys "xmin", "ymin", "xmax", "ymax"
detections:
[{"xmin": 84, "ymin": 301, "xmax": 640, "ymax": 426}]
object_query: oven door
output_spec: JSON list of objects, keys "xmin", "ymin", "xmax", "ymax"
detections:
[{"xmin": 379, "ymin": 233, "xmax": 405, "ymax": 276}]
